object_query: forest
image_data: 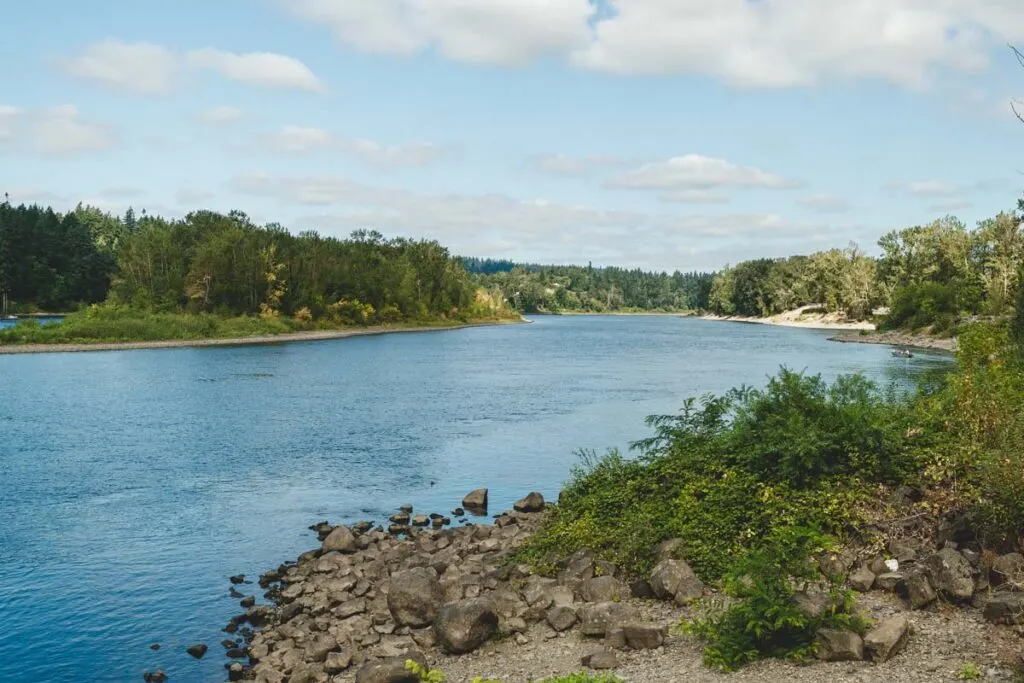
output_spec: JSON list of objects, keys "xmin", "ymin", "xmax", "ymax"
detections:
[{"xmin": 0, "ymin": 201, "xmax": 498, "ymax": 325}]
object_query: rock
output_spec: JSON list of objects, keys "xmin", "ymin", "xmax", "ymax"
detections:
[
  {"xmin": 240, "ymin": 595, "xmax": 255, "ymax": 608},
  {"xmin": 623, "ymin": 624, "xmax": 664, "ymax": 650},
  {"xmin": 322, "ymin": 526, "xmax": 357, "ymax": 554},
  {"xmin": 451, "ymin": 507, "xmax": 464, "ymax": 517},
  {"xmin": 629, "ymin": 579, "xmax": 655, "ymax": 599},
  {"xmin": 793, "ymin": 590, "xmax": 831, "ymax": 618},
  {"xmin": 991, "ymin": 553, "xmax": 1024, "ymax": 586},
  {"xmin": 227, "ymin": 662, "xmax": 246, "ymax": 682},
  {"xmin": 143, "ymin": 671, "xmax": 167, "ymax": 683},
  {"xmin": 389, "ymin": 512, "xmax": 410, "ymax": 525},
  {"xmin": 221, "ymin": 639, "xmax": 238, "ymax": 649},
  {"xmin": 898, "ymin": 569, "xmax": 937, "ymax": 609},
  {"xmin": 186, "ymin": 643, "xmax": 208, "ymax": 659},
  {"xmin": 307, "ymin": 634, "xmax": 338, "ymax": 662},
  {"xmin": 581, "ymin": 575, "xmax": 629, "ymax": 603},
  {"xmin": 649, "ymin": 559, "xmax": 704, "ymax": 604},
  {"xmin": 387, "ymin": 567, "xmax": 444, "ymax": 627},
  {"xmin": 230, "ymin": 574, "xmax": 246, "ymax": 584},
  {"xmin": 604, "ymin": 628, "xmax": 627, "ymax": 650},
  {"xmin": 513, "ymin": 492, "xmax": 545, "ymax": 513},
  {"xmin": 582, "ymin": 649, "xmax": 619, "ymax": 670},
  {"xmin": 399, "ymin": 504, "xmax": 414, "ymax": 513},
  {"xmin": 579, "ymin": 602, "xmax": 640, "ymax": 636},
  {"xmin": 921, "ymin": 547, "xmax": 975, "ymax": 601},
  {"xmin": 888, "ymin": 540, "xmax": 917, "ymax": 564},
  {"xmin": 874, "ymin": 572, "xmax": 903, "ymax": 592},
  {"xmin": 983, "ymin": 594, "xmax": 1024, "ymax": 624},
  {"xmin": 462, "ymin": 488, "xmax": 488, "ymax": 512},
  {"xmin": 388, "ymin": 524, "xmax": 409, "ymax": 536},
  {"xmin": 149, "ymin": 643, "xmax": 160, "ymax": 651},
  {"xmin": 655, "ymin": 538, "xmax": 685, "ymax": 562},
  {"xmin": 848, "ymin": 566, "xmax": 876, "ymax": 592},
  {"xmin": 868, "ymin": 555, "xmax": 890, "ymax": 576},
  {"xmin": 545, "ymin": 605, "xmax": 578, "ymax": 632},
  {"xmin": 816, "ymin": 629, "xmax": 864, "ymax": 662},
  {"xmin": 226, "ymin": 647, "xmax": 247, "ymax": 659},
  {"xmin": 323, "ymin": 651, "xmax": 353, "ymax": 675},
  {"xmin": 864, "ymin": 615, "xmax": 910, "ymax": 663},
  {"xmin": 434, "ymin": 598, "xmax": 499, "ymax": 654},
  {"xmin": 354, "ymin": 650, "xmax": 427, "ymax": 683},
  {"xmin": 410, "ymin": 515, "xmax": 429, "ymax": 527}
]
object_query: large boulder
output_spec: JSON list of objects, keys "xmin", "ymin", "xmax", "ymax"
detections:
[
  {"xmin": 546, "ymin": 605, "xmax": 578, "ymax": 632},
  {"xmin": 921, "ymin": 548, "xmax": 975, "ymax": 602},
  {"xmin": 387, "ymin": 568, "xmax": 444, "ymax": 627},
  {"xmin": 816, "ymin": 629, "xmax": 864, "ymax": 662},
  {"xmin": 462, "ymin": 489, "xmax": 488, "ymax": 512},
  {"xmin": 322, "ymin": 526, "xmax": 356, "ymax": 554},
  {"xmin": 983, "ymin": 594, "xmax": 1024, "ymax": 624},
  {"xmin": 434, "ymin": 598, "xmax": 499, "ymax": 654},
  {"xmin": 991, "ymin": 553, "xmax": 1024, "ymax": 586},
  {"xmin": 864, "ymin": 615, "xmax": 910, "ymax": 663},
  {"xmin": 578, "ymin": 602, "xmax": 640, "ymax": 636},
  {"xmin": 649, "ymin": 559, "xmax": 704, "ymax": 604},
  {"xmin": 848, "ymin": 566, "xmax": 876, "ymax": 593},
  {"xmin": 581, "ymin": 575, "xmax": 629, "ymax": 603},
  {"xmin": 354, "ymin": 651, "xmax": 426, "ymax": 683},
  {"xmin": 513, "ymin": 492, "xmax": 545, "ymax": 513},
  {"xmin": 898, "ymin": 569, "xmax": 937, "ymax": 609}
]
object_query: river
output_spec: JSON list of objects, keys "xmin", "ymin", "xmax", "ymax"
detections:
[{"xmin": 0, "ymin": 315, "xmax": 951, "ymax": 682}]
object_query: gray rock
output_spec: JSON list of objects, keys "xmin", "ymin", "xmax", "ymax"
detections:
[
  {"xmin": 186, "ymin": 643, "xmax": 208, "ymax": 659},
  {"xmin": 582, "ymin": 648, "xmax": 619, "ymax": 669},
  {"xmin": 462, "ymin": 488, "xmax": 488, "ymax": 511},
  {"xmin": 240, "ymin": 595, "xmax": 255, "ymax": 608},
  {"xmin": 227, "ymin": 662, "xmax": 247, "ymax": 682},
  {"xmin": 991, "ymin": 553, "xmax": 1024, "ymax": 586},
  {"xmin": 655, "ymin": 538, "xmax": 685, "ymax": 562},
  {"xmin": 864, "ymin": 615, "xmax": 910, "ymax": 663},
  {"xmin": 579, "ymin": 602, "xmax": 640, "ymax": 636},
  {"xmin": 306, "ymin": 634, "xmax": 337, "ymax": 662},
  {"xmin": 410, "ymin": 515, "xmax": 429, "ymax": 527},
  {"xmin": 546, "ymin": 605, "xmax": 578, "ymax": 632},
  {"xmin": 389, "ymin": 512, "xmax": 410, "ymax": 525},
  {"xmin": 816, "ymin": 629, "xmax": 864, "ymax": 662},
  {"xmin": 434, "ymin": 598, "xmax": 499, "ymax": 654},
  {"xmin": 848, "ymin": 566, "xmax": 876, "ymax": 592},
  {"xmin": 874, "ymin": 572, "xmax": 903, "ymax": 592},
  {"xmin": 323, "ymin": 651, "xmax": 352, "ymax": 674},
  {"xmin": 623, "ymin": 624, "xmax": 664, "ymax": 650},
  {"xmin": 354, "ymin": 651, "xmax": 426, "ymax": 683},
  {"xmin": 983, "ymin": 594, "xmax": 1024, "ymax": 624},
  {"xmin": 513, "ymin": 491, "xmax": 546, "ymax": 513},
  {"xmin": 922, "ymin": 547, "xmax": 975, "ymax": 601},
  {"xmin": 581, "ymin": 575, "xmax": 629, "ymax": 603},
  {"xmin": 604, "ymin": 628, "xmax": 627, "ymax": 649},
  {"xmin": 629, "ymin": 578, "xmax": 655, "ymax": 599},
  {"xmin": 793, "ymin": 590, "xmax": 831, "ymax": 618},
  {"xmin": 649, "ymin": 559, "xmax": 704, "ymax": 604},
  {"xmin": 898, "ymin": 569, "xmax": 937, "ymax": 609},
  {"xmin": 387, "ymin": 567, "xmax": 444, "ymax": 627},
  {"xmin": 322, "ymin": 526, "xmax": 357, "ymax": 554}
]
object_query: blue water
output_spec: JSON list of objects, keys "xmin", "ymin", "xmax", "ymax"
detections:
[
  {"xmin": 0, "ymin": 316, "xmax": 63, "ymax": 330},
  {"xmin": 0, "ymin": 316, "xmax": 951, "ymax": 682}
]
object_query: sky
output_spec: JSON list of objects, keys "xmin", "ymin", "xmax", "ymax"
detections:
[{"xmin": 1, "ymin": 0, "xmax": 1023, "ymax": 272}]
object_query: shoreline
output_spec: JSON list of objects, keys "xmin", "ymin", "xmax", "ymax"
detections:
[
  {"xmin": 699, "ymin": 313, "xmax": 874, "ymax": 331},
  {"xmin": 0, "ymin": 318, "xmax": 525, "ymax": 356},
  {"xmin": 828, "ymin": 329, "xmax": 957, "ymax": 353}
]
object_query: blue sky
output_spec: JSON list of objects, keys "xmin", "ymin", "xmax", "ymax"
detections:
[{"xmin": 1, "ymin": 0, "xmax": 1023, "ymax": 271}]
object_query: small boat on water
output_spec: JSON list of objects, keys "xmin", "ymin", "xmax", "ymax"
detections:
[
  {"xmin": 2, "ymin": 314, "xmax": 16, "ymax": 321},
  {"xmin": 891, "ymin": 348, "xmax": 913, "ymax": 358}
]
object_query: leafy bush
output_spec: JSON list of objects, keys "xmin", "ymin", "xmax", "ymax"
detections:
[
  {"xmin": 882, "ymin": 282, "xmax": 958, "ymax": 331},
  {"xmin": 521, "ymin": 369, "xmax": 907, "ymax": 581},
  {"xmin": 682, "ymin": 526, "xmax": 868, "ymax": 671}
]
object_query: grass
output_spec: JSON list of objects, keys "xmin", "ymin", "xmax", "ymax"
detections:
[{"xmin": 0, "ymin": 304, "xmax": 515, "ymax": 346}]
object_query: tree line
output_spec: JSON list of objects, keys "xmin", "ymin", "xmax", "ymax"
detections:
[{"xmin": 0, "ymin": 200, "xmax": 489, "ymax": 324}]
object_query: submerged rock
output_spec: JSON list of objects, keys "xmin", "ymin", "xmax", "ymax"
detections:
[{"xmin": 186, "ymin": 642, "xmax": 208, "ymax": 659}]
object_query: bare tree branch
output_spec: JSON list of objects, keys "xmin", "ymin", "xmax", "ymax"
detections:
[{"xmin": 1012, "ymin": 44, "xmax": 1024, "ymax": 68}]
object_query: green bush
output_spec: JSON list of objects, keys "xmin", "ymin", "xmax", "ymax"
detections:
[
  {"xmin": 682, "ymin": 526, "xmax": 868, "ymax": 671},
  {"xmin": 882, "ymin": 282, "xmax": 958, "ymax": 331}
]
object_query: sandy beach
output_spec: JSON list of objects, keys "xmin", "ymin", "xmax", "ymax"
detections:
[
  {"xmin": 0, "ymin": 319, "xmax": 524, "ymax": 356},
  {"xmin": 700, "ymin": 304, "xmax": 875, "ymax": 331}
]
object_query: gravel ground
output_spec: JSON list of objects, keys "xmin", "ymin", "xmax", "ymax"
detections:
[{"xmin": 435, "ymin": 592, "xmax": 1021, "ymax": 683}]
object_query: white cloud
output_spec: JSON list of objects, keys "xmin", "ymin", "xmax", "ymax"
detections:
[
  {"xmin": 279, "ymin": 1, "xmax": 1024, "ymax": 88},
  {"xmin": 797, "ymin": 193, "xmax": 851, "ymax": 213},
  {"xmin": 175, "ymin": 187, "xmax": 215, "ymax": 206},
  {"xmin": 905, "ymin": 180, "xmax": 962, "ymax": 197},
  {"xmin": 63, "ymin": 41, "xmax": 324, "ymax": 94},
  {"xmin": 61, "ymin": 40, "xmax": 179, "ymax": 94},
  {"xmin": 186, "ymin": 49, "xmax": 325, "ymax": 92},
  {"xmin": 927, "ymin": 199, "xmax": 974, "ymax": 213},
  {"xmin": 2, "ymin": 105, "xmax": 116, "ymax": 156},
  {"xmin": 227, "ymin": 172, "xmax": 830, "ymax": 270},
  {"xmin": 263, "ymin": 125, "xmax": 442, "ymax": 167},
  {"xmin": 198, "ymin": 105, "xmax": 244, "ymax": 124},
  {"xmin": 282, "ymin": 0, "xmax": 595, "ymax": 66},
  {"xmin": 609, "ymin": 155, "xmax": 798, "ymax": 203}
]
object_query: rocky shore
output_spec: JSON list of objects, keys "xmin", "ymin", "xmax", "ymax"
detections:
[
  {"xmin": 170, "ymin": 488, "xmax": 1024, "ymax": 683},
  {"xmin": 828, "ymin": 330, "xmax": 957, "ymax": 353}
]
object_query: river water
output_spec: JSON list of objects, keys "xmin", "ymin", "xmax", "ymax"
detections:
[{"xmin": 0, "ymin": 316, "xmax": 951, "ymax": 682}]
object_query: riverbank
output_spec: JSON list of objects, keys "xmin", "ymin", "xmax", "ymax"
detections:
[
  {"xmin": 203, "ymin": 489, "xmax": 1022, "ymax": 683},
  {"xmin": 829, "ymin": 330, "xmax": 957, "ymax": 353},
  {"xmin": 0, "ymin": 319, "xmax": 525, "ymax": 355},
  {"xmin": 700, "ymin": 305, "xmax": 875, "ymax": 331}
]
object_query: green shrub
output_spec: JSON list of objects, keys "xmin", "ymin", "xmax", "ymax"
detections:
[{"xmin": 681, "ymin": 526, "xmax": 869, "ymax": 671}]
